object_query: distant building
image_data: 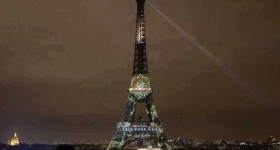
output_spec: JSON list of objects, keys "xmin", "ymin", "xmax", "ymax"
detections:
[
  {"xmin": 10, "ymin": 131, "xmax": 19, "ymax": 146},
  {"xmin": 267, "ymin": 136, "xmax": 278, "ymax": 145}
]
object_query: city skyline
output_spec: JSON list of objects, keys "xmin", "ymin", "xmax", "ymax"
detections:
[{"xmin": 0, "ymin": 0, "xmax": 280, "ymax": 144}]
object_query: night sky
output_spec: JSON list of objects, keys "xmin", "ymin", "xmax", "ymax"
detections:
[{"xmin": 0, "ymin": 0, "xmax": 280, "ymax": 144}]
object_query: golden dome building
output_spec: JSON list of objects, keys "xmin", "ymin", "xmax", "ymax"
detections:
[{"xmin": 10, "ymin": 132, "xmax": 19, "ymax": 146}]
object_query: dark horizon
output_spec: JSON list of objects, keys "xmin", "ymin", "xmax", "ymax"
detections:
[{"xmin": 0, "ymin": 0, "xmax": 280, "ymax": 144}]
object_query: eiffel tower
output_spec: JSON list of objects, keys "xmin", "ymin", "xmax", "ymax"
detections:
[{"xmin": 107, "ymin": 0, "xmax": 170, "ymax": 149}]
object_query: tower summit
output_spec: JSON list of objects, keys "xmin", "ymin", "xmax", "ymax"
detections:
[{"xmin": 107, "ymin": 0, "xmax": 170, "ymax": 150}]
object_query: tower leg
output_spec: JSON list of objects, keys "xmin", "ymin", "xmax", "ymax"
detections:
[
  {"xmin": 122, "ymin": 94, "xmax": 137, "ymax": 122},
  {"xmin": 107, "ymin": 95, "xmax": 138, "ymax": 150},
  {"xmin": 145, "ymin": 95, "xmax": 159, "ymax": 123}
]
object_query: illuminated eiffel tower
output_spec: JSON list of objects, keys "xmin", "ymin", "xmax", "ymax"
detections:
[{"xmin": 107, "ymin": 0, "xmax": 170, "ymax": 149}]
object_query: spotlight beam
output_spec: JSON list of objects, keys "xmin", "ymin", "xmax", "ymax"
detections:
[{"xmin": 147, "ymin": 0, "xmax": 272, "ymax": 110}]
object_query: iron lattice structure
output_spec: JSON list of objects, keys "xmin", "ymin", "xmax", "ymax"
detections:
[{"xmin": 107, "ymin": 0, "xmax": 170, "ymax": 149}]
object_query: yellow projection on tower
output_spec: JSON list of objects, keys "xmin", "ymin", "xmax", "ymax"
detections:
[{"xmin": 10, "ymin": 132, "xmax": 19, "ymax": 146}]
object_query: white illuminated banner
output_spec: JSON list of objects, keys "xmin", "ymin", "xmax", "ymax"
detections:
[{"xmin": 116, "ymin": 122, "xmax": 160, "ymax": 140}]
